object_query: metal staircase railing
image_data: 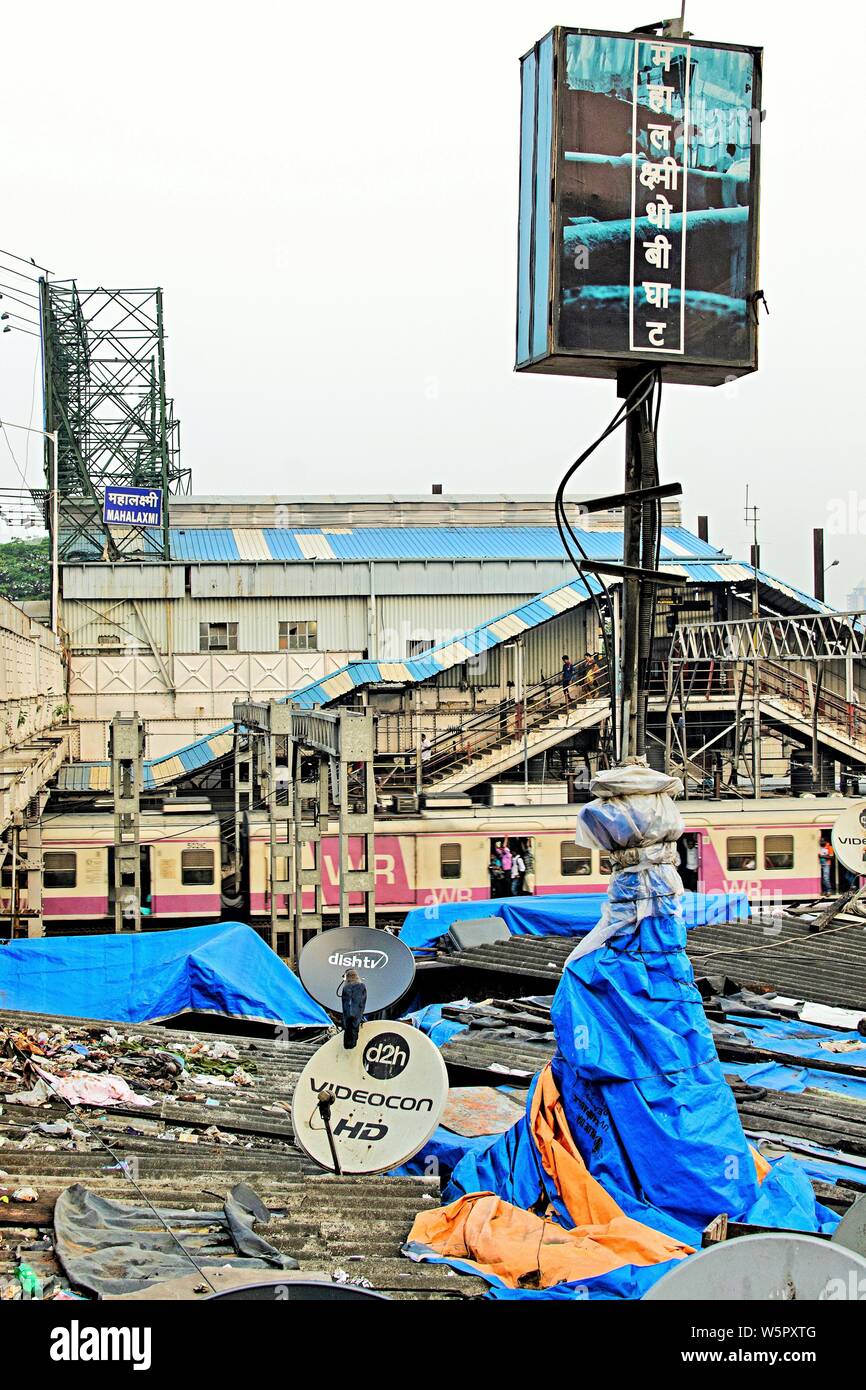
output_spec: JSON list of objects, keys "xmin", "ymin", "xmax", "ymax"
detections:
[{"xmin": 375, "ymin": 655, "xmax": 610, "ymax": 793}]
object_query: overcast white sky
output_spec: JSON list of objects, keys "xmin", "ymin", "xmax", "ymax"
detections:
[{"xmin": 2, "ymin": 0, "xmax": 864, "ymax": 604}]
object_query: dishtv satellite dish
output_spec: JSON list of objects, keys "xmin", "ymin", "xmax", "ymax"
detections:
[
  {"xmin": 830, "ymin": 800, "xmax": 866, "ymax": 878},
  {"xmin": 292, "ymin": 1020, "xmax": 448, "ymax": 1175},
  {"xmin": 643, "ymin": 1232, "xmax": 866, "ymax": 1300},
  {"xmin": 299, "ymin": 926, "xmax": 416, "ymax": 1014}
]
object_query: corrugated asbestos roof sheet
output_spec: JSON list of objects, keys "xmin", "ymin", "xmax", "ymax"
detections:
[
  {"xmin": 167, "ymin": 525, "xmax": 726, "ymax": 564},
  {"xmin": 56, "ymin": 557, "xmax": 844, "ymax": 791},
  {"xmin": 0, "ymin": 1009, "xmax": 480, "ymax": 1301}
]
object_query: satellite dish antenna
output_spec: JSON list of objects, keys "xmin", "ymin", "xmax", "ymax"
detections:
[
  {"xmin": 299, "ymin": 926, "xmax": 416, "ymax": 1014},
  {"xmin": 643, "ymin": 1232, "xmax": 866, "ymax": 1300},
  {"xmin": 830, "ymin": 799, "xmax": 866, "ymax": 878},
  {"xmin": 205, "ymin": 1280, "xmax": 389, "ymax": 1301},
  {"xmin": 292, "ymin": 1021, "xmax": 448, "ymax": 1175},
  {"xmin": 831, "ymin": 1192, "xmax": 866, "ymax": 1258}
]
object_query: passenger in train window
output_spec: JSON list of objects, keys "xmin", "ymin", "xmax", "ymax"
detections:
[
  {"xmin": 489, "ymin": 841, "xmax": 508, "ymax": 899},
  {"xmin": 510, "ymin": 844, "xmax": 527, "ymax": 895},
  {"xmin": 522, "ymin": 843, "xmax": 536, "ymax": 895},
  {"xmin": 679, "ymin": 835, "xmax": 698, "ymax": 891},
  {"xmin": 818, "ymin": 835, "xmax": 835, "ymax": 895}
]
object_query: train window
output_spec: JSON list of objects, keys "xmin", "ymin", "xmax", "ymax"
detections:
[
  {"xmin": 44, "ymin": 852, "xmax": 77, "ymax": 888},
  {"xmin": 181, "ymin": 849, "xmax": 215, "ymax": 886},
  {"xmin": 764, "ymin": 835, "xmax": 795, "ymax": 870},
  {"xmin": 727, "ymin": 836, "xmax": 757, "ymax": 872},
  {"xmin": 440, "ymin": 843, "xmax": 462, "ymax": 879},
  {"xmin": 599, "ymin": 853, "xmax": 613, "ymax": 875},
  {"xmin": 561, "ymin": 843, "xmax": 591, "ymax": 876}
]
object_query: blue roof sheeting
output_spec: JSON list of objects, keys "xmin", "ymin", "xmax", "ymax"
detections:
[
  {"xmin": 167, "ymin": 525, "xmax": 726, "ymax": 565},
  {"xmin": 170, "ymin": 529, "xmax": 239, "ymax": 561}
]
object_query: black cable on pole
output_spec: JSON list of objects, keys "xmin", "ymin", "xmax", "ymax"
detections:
[{"xmin": 553, "ymin": 370, "xmax": 656, "ymax": 760}]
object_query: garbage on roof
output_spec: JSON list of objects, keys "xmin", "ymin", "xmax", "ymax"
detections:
[
  {"xmin": 0, "ymin": 922, "xmax": 330, "ymax": 1030},
  {"xmin": 0, "ymin": 1010, "xmax": 468, "ymax": 1302},
  {"xmin": 399, "ymin": 886, "xmax": 750, "ymax": 955},
  {"xmin": 402, "ymin": 762, "xmax": 838, "ymax": 1299}
]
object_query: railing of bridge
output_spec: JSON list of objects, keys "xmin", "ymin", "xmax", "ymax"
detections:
[
  {"xmin": 660, "ymin": 656, "xmax": 865, "ymax": 748},
  {"xmin": 375, "ymin": 655, "xmax": 610, "ymax": 792}
]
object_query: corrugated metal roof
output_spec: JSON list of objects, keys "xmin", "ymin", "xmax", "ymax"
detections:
[
  {"xmin": 169, "ymin": 528, "xmax": 239, "ymax": 561},
  {"xmin": 56, "ymin": 557, "xmax": 846, "ymax": 791},
  {"xmin": 167, "ymin": 525, "xmax": 726, "ymax": 565}
]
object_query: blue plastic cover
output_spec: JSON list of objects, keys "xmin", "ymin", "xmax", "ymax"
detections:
[
  {"xmin": 726, "ymin": 1015, "xmax": 866, "ymax": 1066},
  {"xmin": 724, "ymin": 1060, "xmax": 866, "ymax": 1102},
  {"xmin": 0, "ymin": 922, "xmax": 330, "ymax": 1029},
  {"xmin": 399, "ymin": 889, "xmax": 750, "ymax": 953},
  {"xmin": 415, "ymin": 767, "xmax": 834, "ymax": 1298}
]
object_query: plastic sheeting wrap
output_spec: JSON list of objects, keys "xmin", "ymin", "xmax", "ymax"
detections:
[
  {"xmin": 0, "ymin": 922, "xmax": 330, "ymax": 1030},
  {"xmin": 405, "ymin": 761, "xmax": 836, "ymax": 1298}
]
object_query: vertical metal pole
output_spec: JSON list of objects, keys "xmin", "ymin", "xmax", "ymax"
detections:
[
  {"xmin": 811, "ymin": 663, "xmax": 823, "ymax": 792},
  {"xmin": 51, "ymin": 431, "xmax": 60, "ymax": 636},
  {"xmin": 618, "ymin": 371, "xmax": 644, "ymax": 760},
  {"xmin": 751, "ymin": 510, "xmax": 762, "ymax": 800},
  {"xmin": 155, "ymin": 289, "xmax": 171, "ymax": 561},
  {"xmin": 268, "ymin": 731, "xmax": 278, "ymax": 953},
  {"xmin": 338, "ymin": 756, "xmax": 350, "ymax": 929},
  {"xmin": 25, "ymin": 800, "xmax": 44, "ymax": 939},
  {"xmin": 232, "ymin": 724, "xmax": 242, "ymax": 898},
  {"xmin": 520, "ymin": 639, "xmax": 529, "ymax": 796},
  {"xmin": 813, "ymin": 528, "xmax": 825, "ymax": 604},
  {"xmin": 110, "ymin": 714, "xmax": 143, "ymax": 932},
  {"xmin": 664, "ymin": 661, "xmax": 673, "ymax": 775}
]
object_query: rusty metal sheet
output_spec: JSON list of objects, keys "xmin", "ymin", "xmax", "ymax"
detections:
[{"xmin": 442, "ymin": 1086, "xmax": 524, "ymax": 1138}]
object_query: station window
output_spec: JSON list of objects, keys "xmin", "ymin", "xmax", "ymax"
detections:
[
  {"xmin": 279, "ymin": 620, "xmax": 317, "ymax": 651},
  {"xmin": 44, "ymin": 851, "xmax": 77, "ymax": 888},
  {"xmin": 561, "ymin": 842, "xmax": 591, "ymax": 877},
  {"xmin": 727, "ymin": 836, "xmax": 757, "ymax": 872},
  {"xmin": 181, "ymin": 848, "xmax": 216, "ymax": 886},
  {"xmin": 764, "ymin": 835, "xmax": 795, "ymax": 871},
  {"xmin": 200, "ymin": 622, "xmax": 238, "ymax": 652},
  {"xmin": 440, "ymin": 843, "xmax": 462, "ymax": 879}
]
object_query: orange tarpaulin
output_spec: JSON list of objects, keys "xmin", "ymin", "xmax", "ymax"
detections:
[{"xmin": 406, "ymin": 1064, "xmax": 694, "ymax": 1290}]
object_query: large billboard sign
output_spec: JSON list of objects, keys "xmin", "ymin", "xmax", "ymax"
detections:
[{"xmin": 516, "ymin": 28, "xmax": 762, "ymax": 385}]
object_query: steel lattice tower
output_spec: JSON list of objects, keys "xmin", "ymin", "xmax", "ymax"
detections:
[{"xmin": 39, "ymin": 281, "xmax": 190, "ymax": 560}]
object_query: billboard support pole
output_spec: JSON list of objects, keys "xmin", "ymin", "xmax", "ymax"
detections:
[{"xmin": 618, "ymin": 368, "xmax": 647, "ymax": 759}]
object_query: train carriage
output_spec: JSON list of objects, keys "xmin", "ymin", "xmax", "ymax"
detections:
[
  {"xmin": 244, "ymin": 795, "xmax": 851, "ymax": 919},
  {"xmin": 1, "ymin": 795, "xmax": 851, "ymax": 931},
  {"xmin": 0, "ymin": 808, "xmax": 223, "ymax": 924}
]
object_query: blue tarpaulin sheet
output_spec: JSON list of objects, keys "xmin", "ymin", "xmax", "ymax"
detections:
[
  {"xmin": 403, "ymin": 1002, "xmax": 471, "ymax": 1047},
  {"xmin": 407, "ymin": 770, "xmax": 833, "ymax": 1298},
  {"xmin": 0, "ymin": 922, "xmax": 330, "ymax": 1029},
  {"xmin": 445, "ymin": 904, "xmax": 836, "ymax": 1244},
  {"xmin": 399, "ymin": 889, "xmax": 750, "ymax": 953},
  {"xmin": 723, "ymin": 1060, "xmax": 866, "ymax": 1102},
  {"xmin": 726, "ymin": 1014, "xmax": 866, "ymax": 1067}
]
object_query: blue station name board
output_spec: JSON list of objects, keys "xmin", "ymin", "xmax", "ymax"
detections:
[{"xmin": 102, "ymin": 486, "xmax": 163, "ymax": 528}]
